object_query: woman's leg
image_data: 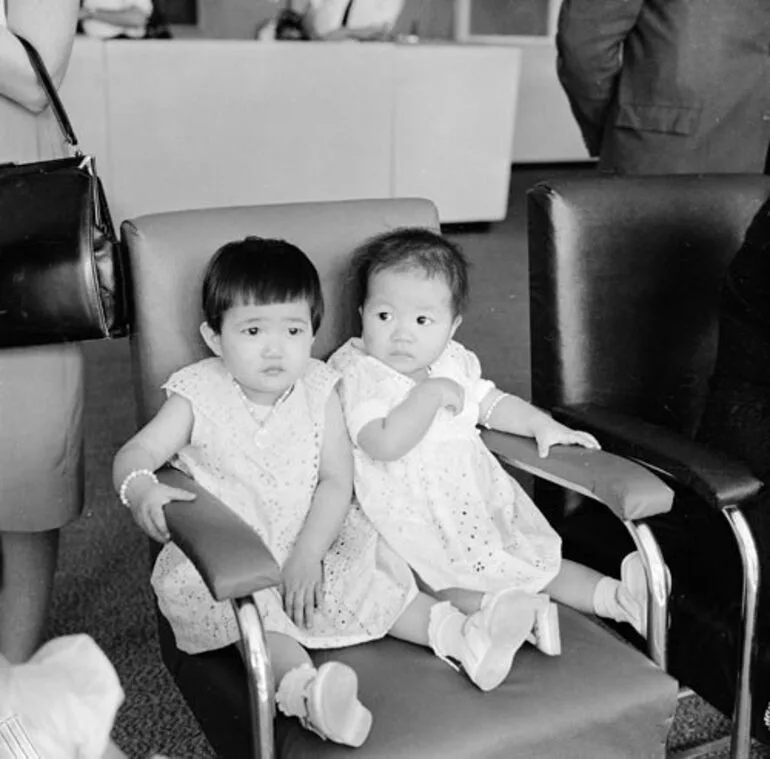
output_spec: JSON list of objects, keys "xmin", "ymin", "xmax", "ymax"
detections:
[{"xmin": 0, "ymin": 529, "xmax": 59, "ymax": 663}]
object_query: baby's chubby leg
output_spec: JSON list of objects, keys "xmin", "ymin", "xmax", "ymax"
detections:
[
  {"xmin": 429, "ymin": 585, "xmax": 484, "ymax": 614},
  {"xmin": 544, "ymin": 559, "xmax": 603, "ymax": 613},
  {"xmin": 268, "ymin": 633, "xmax": 372, "ymax": 747},
  {"xmin": 412, "ymin": 572, "xmax": 486, "ymax": 615}
]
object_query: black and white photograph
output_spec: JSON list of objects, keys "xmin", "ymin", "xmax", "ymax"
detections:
[{"xmin": 1, "ymin": 1, "xmax": 769, "ymax": 757}]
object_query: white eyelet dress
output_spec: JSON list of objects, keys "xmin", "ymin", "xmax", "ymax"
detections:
[
  {"xmin": 151, "ymin": 357, "xmax": 416, "ymax": 655},
  {"xmin": 329, "ymin": 338, "xmax": 563, "ymax": 595}
]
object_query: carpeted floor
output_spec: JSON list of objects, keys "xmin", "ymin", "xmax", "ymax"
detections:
[{"xmin": 46, "ymin": 164, "xmax": 770, "ymax": 758}]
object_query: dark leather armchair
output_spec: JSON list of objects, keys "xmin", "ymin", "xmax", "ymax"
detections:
[
  {"xmin": 121, "ymin": 198, "xmax": 678, "ymax": 758},
  {"xmin": 527, "ymin": 174, "xmax": 770, "ymax": 759}
]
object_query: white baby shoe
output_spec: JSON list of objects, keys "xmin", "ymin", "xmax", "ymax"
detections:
[
  {"xmin": 619, "ymin": 550, "xmax": 673, "ymax": 639},
  {"xmin": 526, "ymin": 593, "xmax": 561, "ymax": 656},
  {"xmin": 594, "ymin": 551, "xmax": 670, "ymax": 638},
  {"xmin": 276, "ymin": 661, "xmax": 372, "ymax": 747},
  {"xmin": 429, "ymin": 591, "xmax": 537, "ymax": 691}
]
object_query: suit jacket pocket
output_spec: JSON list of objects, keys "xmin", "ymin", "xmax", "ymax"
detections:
[{"xmin": 616, "ymin": 103, "xmax": 702, "ymax": 135}]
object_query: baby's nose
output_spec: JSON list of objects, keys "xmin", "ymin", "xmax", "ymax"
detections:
[
  {"xmin": 262, "ymin": 340, "xmax": 283, "ymax": 356},
  {"xmin": 392, "ymin": 325, "xmax": 414, "ymax": 341}
]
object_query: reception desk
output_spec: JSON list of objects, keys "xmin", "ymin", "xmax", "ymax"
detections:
[{"xmin": 56, "ymin": 39, "xmax": 522, "ymax": 224}]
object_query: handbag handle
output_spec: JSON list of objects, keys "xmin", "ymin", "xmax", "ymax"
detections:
[{"xmin": 13, "ymin": 33, "xmax": 81, "ymax": 154}]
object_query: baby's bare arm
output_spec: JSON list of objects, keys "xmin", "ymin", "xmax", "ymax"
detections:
[
  {"xmin": 480, "ymin": 390, "xmax": 600, "ymax": 456},
  {"xmin": 112, "ymin": 394, "xmax": 196, "ymax": 541},
  {"xmin": 291, "ymin": 392, "xmax": 354, "ymax": 561},
  {"xmin": 357, "ymin": 378, "xmax": 461, "ymax": 461},
  {"xmin": 282, "ymin": 392, "xmax": 354, "ymax": 626}
]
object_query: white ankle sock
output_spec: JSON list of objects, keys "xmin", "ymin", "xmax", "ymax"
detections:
[
  {"xmin": 428, "ymin": 601, "xmax": 466, "ymax": 666},
  {"xmin": 276, "ymin": 663, "xmax": 316, "ymax": 719},
  {"xmin": 592, "ymin": 576, "xmax": 643, "ymax": 634},
  {"xmin": 480, "ymin": 591, "xmax": 497, "ymax": 611},
  {"xmin": 276, "ymin": 661, "xmax": 373, "ymax": 747}
]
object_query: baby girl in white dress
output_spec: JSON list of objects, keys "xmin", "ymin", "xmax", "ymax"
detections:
[
  {"xmin": 329, "ymin": 227, "xmax": 650, "ymax": 659},
  {"xmin": 113, "ymin": 237, "xmax": 542, "ymax": 748}
]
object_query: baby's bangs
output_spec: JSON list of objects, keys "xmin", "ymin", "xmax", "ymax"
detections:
[{"xmin": 225, "ymin": 278, "xmax": 323, "ymax": 332}]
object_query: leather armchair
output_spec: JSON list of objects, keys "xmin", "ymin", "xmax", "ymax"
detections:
[
  {"xmin": 121, "ymin": 198, "xmax": 677, "ymax": 758},
  {"xmin": 527, "ymin": 174, "xmax": 770, "ymax": 759}
]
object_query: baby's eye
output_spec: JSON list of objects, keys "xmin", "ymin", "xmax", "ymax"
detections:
[
  {"xmin": 288, "ymin": 327, "xmax": 304, "ymax": 336},
  {"xmin": 377, "ymin": 312, "xmax": 392, "ymax": 322},
  {"xmin": 244, "ymin": 327, "xmax": 261, "ymax": 336},
  {"xmin": 416, "ymin": 315, "xmax": 432, "ymax": 326}
]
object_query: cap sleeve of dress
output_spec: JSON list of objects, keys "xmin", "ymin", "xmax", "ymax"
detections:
[
  {"xmin": 302, "ymin": 358, "xmax": 341, "ymax": 418},
  {"xmin": 445, "ymin": 341, "xmax": 497, "ymax": 405},
  {"xmin": 329, "ymin": 340, "xmax": 391, "ymax": 443},
  {"xmin": 162, "ymin": 357, "xmax": 238, "ymax": 425}
]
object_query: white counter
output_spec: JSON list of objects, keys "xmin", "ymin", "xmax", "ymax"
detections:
[{"xmin": 56, "ymin": 39, "xmax": 522, "ymax": 224}]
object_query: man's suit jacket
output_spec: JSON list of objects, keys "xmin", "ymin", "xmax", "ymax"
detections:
[{"xmin": 556, "ymin": 0, "xmax": 770, "ymax": 174}]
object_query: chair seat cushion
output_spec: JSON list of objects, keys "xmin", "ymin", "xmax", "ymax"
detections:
[{"xmin": 276, "ymin": 606, "xmax": 677, "ymax": 759}]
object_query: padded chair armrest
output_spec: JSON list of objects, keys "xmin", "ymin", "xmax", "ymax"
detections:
[
  {"xmin": 481, "ymin": 429, "xmax": 673, "ymax": 520},
  {"xmin": 157, "ymin": 467, "xmax": 281, "ymax": 602},
  {"xmin": 552, "ymin": 404, "xmax": 763, "ymax": 510}
]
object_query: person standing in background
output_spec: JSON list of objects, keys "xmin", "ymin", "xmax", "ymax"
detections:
[
  {"xmin": 0, "ymin": 0, "xmax": 84, "ymax": 663},
  {"xmin": 301, "ymin": 0, "xmax": 404, "ymax": 41},
  {"xmin": 556, "ymin": 0, "xmax": 770, "ymax": 174},
  {"xmin": 79, "ymin": 0, "xmax": 154, "ymax": 40}
]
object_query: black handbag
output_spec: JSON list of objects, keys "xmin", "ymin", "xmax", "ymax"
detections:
[{"xmin": 0, "ymin": 34, "xmax": 128, "ymax": 348}]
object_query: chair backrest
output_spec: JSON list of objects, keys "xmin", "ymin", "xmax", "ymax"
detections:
[
  {"xmin": 122, "ymin": 198, "xmax": 439, "ymax": 423},
  {"xmin": 528, "ymin": 174, "xmax": 770, "ymax": 437}
]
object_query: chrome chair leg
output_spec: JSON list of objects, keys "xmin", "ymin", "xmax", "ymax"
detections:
[
  {"xmin": 234, "ymin": 596, "xmax": 275, "ymax": 759},
  {"xmin": 625, "ymin": 521, "xmax": 670, "ymax": 671},
  {"xmin": 723, "ymin": 506, "xmax": 760, "ymax": 759}
]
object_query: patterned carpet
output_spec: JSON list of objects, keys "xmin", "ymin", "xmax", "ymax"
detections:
[{"xmin": 45, "ymin": 165, "xmax": 769, "ymax": 758}]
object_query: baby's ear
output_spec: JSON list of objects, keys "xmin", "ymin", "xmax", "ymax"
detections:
[
  {"xmin": 450, "ymin": 315, "xmax": 463, "ymax": 338},
  {"xmin": 199, "ymin": 322, "xmax": 222, "ymax": 356}
]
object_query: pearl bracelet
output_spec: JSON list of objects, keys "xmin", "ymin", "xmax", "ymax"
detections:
[
  {"xmin": 118, "ymin": 469, "xmax": 159, "ymax": 508},
  {"xmin": 481, "ymin": 392, "xmax": 507, "ymax": 429}
]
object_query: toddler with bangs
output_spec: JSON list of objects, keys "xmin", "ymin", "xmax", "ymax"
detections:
[
  {"xmin": 329, "ymin": 228, "xmax": 653, "ymax": 661},
  {"xmin": 113, "ymin": 236, "xmax": 546, "ymax": 749}
]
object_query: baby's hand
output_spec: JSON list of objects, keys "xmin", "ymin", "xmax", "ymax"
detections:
[
  {"xmin": 533, "ymin": 420, "xmax": 601, "ymax": 458},
  {"xmin": 127, "ymin": 482, "xmax": 196, "ymax": 543},
  {"xmin": 423, "ymin": 377, "xmax": 465, "ymax": 415},
  {"xmin": 281, "ymin": 553, "xmax": 323, "ymax": 629}
]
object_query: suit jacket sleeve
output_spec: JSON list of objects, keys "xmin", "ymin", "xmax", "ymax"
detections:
[{"xmin": 556, "ymin": 0, "xmax": 644, "ymax": 156}]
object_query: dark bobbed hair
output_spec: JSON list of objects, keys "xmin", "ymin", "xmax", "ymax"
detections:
[
  {"xmin": 202, "ymin": 236, "xmax": 324, "ymax": 333},
  {"xmin": 350, "ymin": 227, "xmax": 470, "ymax": 317}
]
